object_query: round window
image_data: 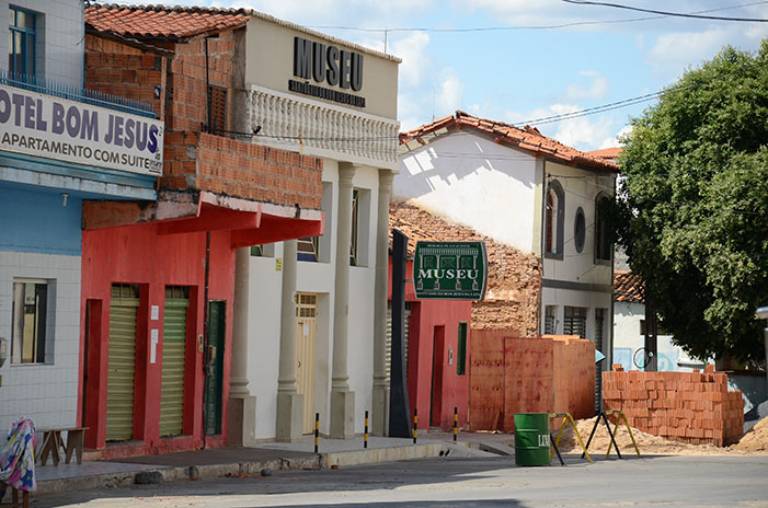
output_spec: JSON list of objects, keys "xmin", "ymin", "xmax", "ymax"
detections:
[{"xmin": 574, "ymin": 207, "xmax": 586, "ymax": 253}]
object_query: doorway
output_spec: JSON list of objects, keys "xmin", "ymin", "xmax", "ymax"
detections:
[
  {"xmin": 106, "ymin": 285, "xmax": 140, "ymax": 442},
  {"xmin": 430, "ymin": 325, "xmax": 446, "ymax": 427},
  {"xmin": 296, "ymin": 293, "xmax": 318, "ymax": 434}
]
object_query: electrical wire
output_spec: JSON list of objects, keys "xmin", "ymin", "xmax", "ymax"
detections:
[
  {"xmin": 561, "ymin": 0, "xmax": 768, "ymax": 22},
  {"xmin": 309, "ymin": 1, "xmax": 768, "ymax": 33}
]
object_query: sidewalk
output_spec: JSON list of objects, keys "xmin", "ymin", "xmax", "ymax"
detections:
[{"xmin": 29, "ymin": 431, "xmax": 500, "ymax": 497}]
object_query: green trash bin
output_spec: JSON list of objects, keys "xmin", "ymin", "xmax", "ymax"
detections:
[{"xmin": 514, "ymin": 413, "xmax": 550, "ymax": 466}]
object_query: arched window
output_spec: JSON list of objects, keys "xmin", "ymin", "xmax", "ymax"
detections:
[
  {"xmin": 545, "ymin": 180, "xmax": 564, "ymax": 258},
  {"xmin": 574, "ymin": 207, "xmax": 586, "ymax": 253},
  {"xmin": 595, "ymin": 193, "xmax": 612, "ymax": 262}
]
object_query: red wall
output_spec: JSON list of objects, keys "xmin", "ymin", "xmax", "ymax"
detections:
[
  {"xmin": 388, "ymin": 257, "xmax": 472, "ymax": 431},
  {"xmin": 79, "ymin": 222, "xmax": 234, "ymax": 457}
]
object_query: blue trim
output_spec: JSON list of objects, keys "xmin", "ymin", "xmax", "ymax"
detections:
[
  {"xmin": 0, "ymin": 151, "xmax": 157, "ymax": 190},
  {"xmin": 0, "ymin": 186, "xmax": 82, "ymax": 255}
]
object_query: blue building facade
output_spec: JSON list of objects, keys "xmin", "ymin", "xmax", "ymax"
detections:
[{"xmin": 0, "ymin": 1, "xmax": 162, "ymax": 436}]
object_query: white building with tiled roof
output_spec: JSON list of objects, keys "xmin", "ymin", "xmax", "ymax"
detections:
[{"xmin": 397, "ymin": 111, "xmax": 618, "ymax": 406}]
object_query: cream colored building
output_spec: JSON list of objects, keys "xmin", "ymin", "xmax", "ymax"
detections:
[{"xmin": 229, "ymin": 12, "xmax": 400, "ymax": 442}]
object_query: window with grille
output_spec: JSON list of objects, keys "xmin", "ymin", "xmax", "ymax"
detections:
[
  {"xmin": 563, "ymin": 306, "xmax": 587, "ymax": 338},
  {"xmin": 544, "ymin": 305, "xmax": 557, "ymax": 334},
  {"xmin": 11, "ymin": 278, "xmax": 50, "ymax": 364},
  {"xmin": 207, "ymin": 85, "xmax": 227, "ymax": 134},
  {"xmin": 9, "ymin": 6, "xmax": 37, "ymax": 80},
  {"xmin": 295, "ymin": 293, "xmax": 317, "ymax": 317},
  {"xmin": 297, "ymin": 236, "xmax": 319, "ymax": 262}
]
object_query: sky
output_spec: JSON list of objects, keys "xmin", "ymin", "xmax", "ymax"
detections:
[{"xmin": 138, "ymin": 0, "xmax": 768, "ymax": 151}]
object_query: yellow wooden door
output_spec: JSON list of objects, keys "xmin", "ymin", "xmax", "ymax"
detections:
[{"xmin": 295, "ymin": 293, "xmax": 317, "ymax": 434}]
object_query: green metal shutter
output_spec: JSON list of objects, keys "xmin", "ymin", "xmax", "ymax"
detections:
[
  {"xmin": 160, "ymin": 289, "xmax": 189, "ymax": 437},
  {"xmin": 106, "ymin": 285, "xmax": 140, "ymax": 442}
]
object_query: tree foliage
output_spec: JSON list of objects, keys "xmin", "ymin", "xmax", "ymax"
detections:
[{"xmin": 617, "ymin": 41, "xmax": 768, "ymax": 363}]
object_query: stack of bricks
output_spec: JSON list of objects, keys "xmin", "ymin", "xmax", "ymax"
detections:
[{"xmin": 602, "ymin": 364, "xmax": 744, "ymax": 446}]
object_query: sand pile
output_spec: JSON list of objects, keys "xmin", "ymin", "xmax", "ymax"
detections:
[
  {"xmin": 555, "ymin": 417, "xmax": 722, "ymax": 455},
  {"xmin": 729, "ymin": 417, "xmax": 768, "ymax": 452}
]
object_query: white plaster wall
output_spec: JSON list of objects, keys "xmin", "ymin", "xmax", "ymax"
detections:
[
  {"xmin": 613, "ymin": 301, "xmax": 699, "ymax": 372},
  {"xmin": 246, "ymin": 159, "xmax": 380, "ymax": 438},
  {"xmin": 396, "ymin": 132, "xmax": 538, "ymax": 253},
  {"xmin": 0, "ymin": 251, "xmax": 81, "ymax": 439},
  {"xmin": 542, "ymin": 161, "xmax": 615, "ymax": 286},
  {"xmin": 0, "ymin": 0, "xmax": 84, "ymax": 87}
]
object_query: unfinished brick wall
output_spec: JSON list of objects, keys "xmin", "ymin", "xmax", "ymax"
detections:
[
  {"xmin": 390, "ymin": 202, "xmax": 542, "ymax": 336},
  {"xmin": 84, "ymin": 34, "xmax": 165, "ymax": 116},
  {"xmin": 164, "ymin": 131, "xmax": 322, "ymax": 210},
  {"xmin": 469, "ymin": 329, "xmax": 595, "ymax": 432},
  {"xmin": 602, "ymin": 367, "xmax": 744, "ymax": 446}
]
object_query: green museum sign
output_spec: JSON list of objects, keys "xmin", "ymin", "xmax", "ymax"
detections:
[{"xmin": 413, "ymin": 241, "xmax": 488, "ymax": 300}]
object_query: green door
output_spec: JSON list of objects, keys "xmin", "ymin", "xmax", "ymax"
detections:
[
  {"xmin": 106, "ymin": 285, "xmax": 140, "ymax": 442},
  {"xmin": 160, "ymin": 287, "xmax": 189, "ymax": 437},
  {"xmin": 204, "ymin": 301, "xmax": 225, "ymax": 436}
]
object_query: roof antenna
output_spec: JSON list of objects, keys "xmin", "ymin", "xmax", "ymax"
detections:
[{"xmin": 384, "ymin": 29, "xmax": 388, "ymax": 53}]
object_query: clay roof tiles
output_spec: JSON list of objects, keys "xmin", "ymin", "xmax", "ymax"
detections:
[
  {"xmin": 401, "ymin": 111, "xmax": 619, "ymax": 173},
  {"xmin": 615, "ymin": 271, "xmax": 644, "ymax": 303},
  {"xmin": 588, "ymin": 147, "xmax": 623, "ymax": 163},
  {"xmin": 85, "ymin": 3, "xmax": 253, "ymax": 40}
]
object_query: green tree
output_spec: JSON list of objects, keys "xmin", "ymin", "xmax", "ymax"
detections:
[{"xmin": 618, "ymin": 41, "xmax": 768, "ymax": 363}]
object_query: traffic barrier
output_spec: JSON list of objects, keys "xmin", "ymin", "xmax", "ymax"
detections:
[
  {"xmin": 551, "ymin": 412, "xmax": 592, "ymax": 463},
  {"xmin": 453, "ymin": 407, "xmax": 459, "ymax": 442},
  {"xmin": 364, "ymin": 410, "xmax": 369, "ymax": 449},
  {"xmin": 412, "ymin": 409, "xmax": 418, "ymax": 444},
  {"xmin": 314, "ymin": 413, "xmax": 320, "ymax": 454}
]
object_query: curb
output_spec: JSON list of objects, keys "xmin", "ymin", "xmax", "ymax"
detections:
[{"xmin": 33, "ymin": 444, "xmax": 451, "ymax": 496}]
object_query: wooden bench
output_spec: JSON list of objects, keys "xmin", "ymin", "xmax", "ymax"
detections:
[
  {"xmin": 37, "ymin": 427, "xmax": 87, "ymax": 466},
  {"xmin": 1, "ymin": 485, "xmax": 30, "ymax": 508}
]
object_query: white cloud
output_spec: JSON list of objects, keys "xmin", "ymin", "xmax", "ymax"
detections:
[
  {"xmin": 565, "ymin": 70, "xmax": 608, "ymax": 101},
  {"xmin": 436, "ymin": 70, "xmax": 463, "ymax": 115},
  {"xmin": 598, "ymin": 124, "xmax": 632, "ymax": 149},
  {"xmin": 506, "ymin": 103, "xmax": 616, "ymax": 151},
  {"xmin": 648, "ymin": 29, "xmax": 731, "ymax": 74},
  {"xmin": 391, "ymin": 32, "xmax": 431, "ymax": 88}
]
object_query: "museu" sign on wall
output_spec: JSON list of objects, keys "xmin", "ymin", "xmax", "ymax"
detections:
[{"xmin": 413, "ymin": 241, "xmax": 488, "ymax": 301}]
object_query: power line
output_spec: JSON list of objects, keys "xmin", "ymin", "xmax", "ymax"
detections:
[
  {"xmin": 308, "ymin": 1, "xmax": 768, "ymax": 33},
  {"xmin": 561, "ymin": 0, "xmax": 768, "ymax": 22}
]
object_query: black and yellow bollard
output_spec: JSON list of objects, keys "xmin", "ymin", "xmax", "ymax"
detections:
[
  {"xmin": 314, "ymin": 412, "xmax": 320, "ymax": 454},
  {"xmin": 364, "ymin": 410, "xmax": 369, "ymax": 449},
  {"xmin": 453, "ymin": 406, "xmax": 459, "ymax": 442},
  {"xmin": 412, "ymin": 409, "xmax": 418, "ymax": 444}
]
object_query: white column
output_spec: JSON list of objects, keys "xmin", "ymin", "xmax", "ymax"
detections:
[
  {"xmin": 330, "ymin": 162, "xmax": 356, "ymax": 438},
  {"xmin": 228, "ymin": 247, "xmax": 258, "ymax": 446},
  {"xmin": 276, "ymin": 239, "xmax": 303, "ymax": 441},
  {"xmin": 372, "ymin": 169, "xmax": 394, "ymax": 435}
]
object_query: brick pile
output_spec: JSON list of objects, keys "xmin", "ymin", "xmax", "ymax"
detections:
[
  {"xmin": 469, "ymin": 330, "xmax": 595, "ymax": 432},
  {"xmin": 602, "ymin": 365, "xmax": 744, "ymax": 446}
]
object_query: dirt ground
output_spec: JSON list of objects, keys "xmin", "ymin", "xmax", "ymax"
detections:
[{"xmin": 551, "ymin": 416, "xmax": 768, "ymax": 456}]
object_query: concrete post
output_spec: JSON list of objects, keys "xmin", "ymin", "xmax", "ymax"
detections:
[
  {"xmin": 276, "ymin": 239, "xmax": 303, "ymax": 441},
  {"xmin": 372, "ymin": 169, "xmax": 394, "ymax": 436},
  {"xmin": 228, "ymin": 247, "xmax": 258, "ymax": 447},
  {"xmin": 330, "ymin": 162, "xmax": 356, "ymax": 439}
]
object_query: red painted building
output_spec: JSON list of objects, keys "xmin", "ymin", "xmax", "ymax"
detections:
[
  {"xmin": 79, "ymin": 7, "xmax": 323, "ymax": 457},
  {"xmin": 389, "ymin": 257, "xmax": 473, "ymax": 430}
]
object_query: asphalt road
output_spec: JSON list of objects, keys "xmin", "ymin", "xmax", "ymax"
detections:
[{"xmin": 39, "ymin": 455, "xmax": 768, "ymax": 508}]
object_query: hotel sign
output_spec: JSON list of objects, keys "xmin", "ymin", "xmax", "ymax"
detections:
[
  {"xmin": 0, "ymin": 83, "xmax": 164, "ymax": 176},
  {"xmin": 413, "ymin": 241, "xmax": 488, "ymax": 301},
  {"xmin": 290, "ymin": 36, "xmax": 366, "ymax": 108}
]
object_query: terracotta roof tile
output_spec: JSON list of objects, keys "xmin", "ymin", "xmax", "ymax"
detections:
[
  {"xmin": 588, "ymin": 147, "xmax": 623, "ymax": 163},
  {"xmin": 615, "ymin": 271, "xmax": 644, "ymax": 303},
  {"xmin": 85, "ymin": 3, "xmax": 251, "ymax": 40},
  {"xmin": 400, "ymin": 111, "xmax": 619, "ymax": 173}
]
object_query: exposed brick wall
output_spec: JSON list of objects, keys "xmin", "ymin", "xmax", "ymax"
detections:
[
  {"xmin": 169, "ymin": 30, "xmax": 240, "ymax": 132},
  {"xmin": 164, "ymin": 131, "xmax": 322, "ymax": 210},
  {"xmin": 390, "ymin": 202, "xmax": 542, "ymax": 336},
  {"xmin": 603, "ymin": 366, "xmax": 744, "ymax": 447},
  {"xmin": 469, "ymin": 329, "xmax": 595, "ymax": 432},
  {"xmin": 84, "ymin": 34, "xmax": 164, "ymax": 117},
  {"xmin": 85, "ymin": 31, "xmax": 322, "ymax": 211}
]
